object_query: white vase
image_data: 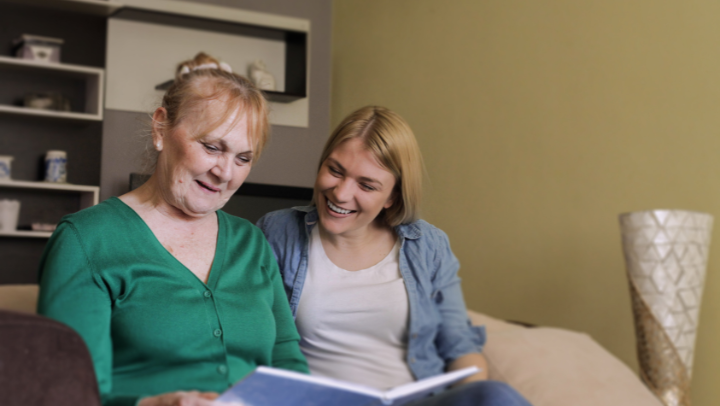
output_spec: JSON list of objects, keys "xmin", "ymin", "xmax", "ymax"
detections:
[{"xmin": 619, "ymin": 210, "xmax": 713, "ymax": 406}]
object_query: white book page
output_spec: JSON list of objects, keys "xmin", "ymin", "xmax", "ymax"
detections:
[
  {"xmin": 254, "ymin": 366, "xmax": 383, "ymax": 398},
  {"xmin": 384, "ymin": 367, "xmax": 480, "ymax": 400}
]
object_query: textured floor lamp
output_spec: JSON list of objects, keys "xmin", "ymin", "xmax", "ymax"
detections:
[{"xmin": 619, "ymin": 210, "xmax": 713, "ymax": 406}]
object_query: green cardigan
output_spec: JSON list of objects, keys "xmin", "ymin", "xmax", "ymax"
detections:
[{"xmin": 38, "ymin": 197, "xmax": 309, "ymax": 406}]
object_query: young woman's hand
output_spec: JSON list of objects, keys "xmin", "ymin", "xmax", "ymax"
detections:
[
  {"xmin": 137, "ymin": 391, "xmax": 220, "ymax": 406},
  {"xmin": 448, "ymin": 352, "xmax": 489, "ymax": 385}
]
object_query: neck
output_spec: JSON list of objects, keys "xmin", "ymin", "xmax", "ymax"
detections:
[
  {"xmin": 121, "ymin": 174, "xmax": 211, "ymax": 226},
  {"xmin": 317, "ymin": 219, "xmax": 394, "ymax": 252}
]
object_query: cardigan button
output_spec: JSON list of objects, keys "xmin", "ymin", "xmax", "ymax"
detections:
[
  {"xmin": 214, "ymin": 329, "xmax": 223, "ymax": 337},
  {"xmin": 204, "ymin": 291, "xmax": 212, "ymax": 298},
  {"xmin": 217, "ymin": 365, "xmax": 227, "ymax": 374}
]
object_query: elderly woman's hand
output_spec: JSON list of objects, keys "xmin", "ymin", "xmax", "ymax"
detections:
[{"xmin": 137, "ymin": 391, "xmax": 220, "ymax": 406}]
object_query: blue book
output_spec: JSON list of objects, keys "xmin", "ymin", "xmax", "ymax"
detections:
[{"xmin": 215, "ymin": 366, "xmax": 479, "ymax": 406}]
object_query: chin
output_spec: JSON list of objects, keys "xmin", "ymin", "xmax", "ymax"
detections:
[
  {"xmin": 180, "ymin": 200, "xmax": 223, "ymax": 217},
  {"xmin": 317, "ymin": 214, "xmax": 351, "ymax": 236}
]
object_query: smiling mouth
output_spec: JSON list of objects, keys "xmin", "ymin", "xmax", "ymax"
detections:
[
  {"xmin": 326, "ymin": 199, "xmax": 356, "ymax": 215},
  {"xmin": 196, "ymin": 180, "xmax": 220, "ymax": 193}
]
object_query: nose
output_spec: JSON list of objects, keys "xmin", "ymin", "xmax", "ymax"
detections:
[
  {"xmin": 211, "ymin": 154, "xmax": 233, "ymax": 183},
  {"xmin": 332, "ymin": 177, "xmax": 354, "ymax": 202}
]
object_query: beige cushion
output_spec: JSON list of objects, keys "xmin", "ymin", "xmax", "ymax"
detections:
[
  {"xmin": 468, "ymin": 310, "xmax": 663, "ymax": 406},
  {"xmin": 0, "ymin": 284, "xmax": 39, "ymax": 314}
]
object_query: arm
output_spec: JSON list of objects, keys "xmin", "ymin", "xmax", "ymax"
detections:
[
  {"xmin": 265, "ymin": 241, "xmax": 309, "ymax": 373},
  {"xmin": 37, "ymin": 222, "xmax": 123, "ymax": 404},
  {"xmin": 39, "ymin": 222, "xmax": 223, "ymax": 406},
  {"xmin": 447, "ymin": 353, "xmax": 489, "ymax": 383},
  {"xmin": 427, "ymin": 226, "xmax": 487, "ymax": 380}
]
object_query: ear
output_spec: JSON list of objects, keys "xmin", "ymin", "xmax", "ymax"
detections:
[
  {"xmin": 151, "ymin": 107, "xmax": 168, "ymax": 151},
  {"xmin": 383, "ymin": 192, "xmax": 395, "ymax": 210}
]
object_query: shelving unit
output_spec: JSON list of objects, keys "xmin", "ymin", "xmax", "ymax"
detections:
[
  {"xmin": 0, "ymin": 181, "xmax": 99, "ymax": 239},
  {"xmin": 108, "ymin": 2, "xmax": 309, "ymax": 123},
  {"xmin": 1, "ymin": 0, "xmax": 122, "ymax": 16},
  {"xmin": 0, "ymin": 180, "xmax": 99, "ymax": 207},
  {"xmin": 0, "ymin": 230, "xmax": 52, "ymax": 238},
  {"xmin": 0, "ymin": 1, "xmax": 107, "ymax": 283},
  {"xmin": 0, "ymin": 0, "xmax": 312, "ymax": 283},
  {"xmin": 0, "ymin": 55, "xmax": 104, "ymax": 121}
]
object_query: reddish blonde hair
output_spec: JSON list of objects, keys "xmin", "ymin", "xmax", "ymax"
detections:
[{"xmin": 156, "ymin": 52, "xmax": 269, "ymax": 161}]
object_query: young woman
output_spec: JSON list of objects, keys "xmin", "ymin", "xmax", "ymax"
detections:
[
  {"xmin": 38, "ymin": 53, "xmax": 308, "ymax": 406},
  {"xmin": 258, "ymin": 106, "xmax": 531, "ymax": 406}
]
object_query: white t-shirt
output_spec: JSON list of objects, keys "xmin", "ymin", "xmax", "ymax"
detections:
[{"xmin": 295, "ymin": 227, "xmax": 415, "ymax": 390}]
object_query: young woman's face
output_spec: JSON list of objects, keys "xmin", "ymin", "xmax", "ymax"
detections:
[
  {"xmin": 315, "ymin": 138, "xmax": 396, "ymax": 238},
  {"xmin": 154, "ymin": 105, "xmax": 253, "ymax": 218}
]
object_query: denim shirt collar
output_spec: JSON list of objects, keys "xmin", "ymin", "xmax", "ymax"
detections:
[{"xmin": 291, "ymin": 205, "xmax": 422, "ymax": 240}]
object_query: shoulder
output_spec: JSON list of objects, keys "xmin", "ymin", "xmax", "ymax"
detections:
[
  {"xmin": 398, "ymin": 219, "xmax": 452, "ymax": 246},
  {"xmin": 58, "ymin": 197, "xmax": 127, "ymax": 235},
  {"xmin": 398, "ymin": 220, "xmax": 458, "ymax": 277},
  {"xmin": 256, "ymin": 207, "xmax": 309, "ymax": 237},
  {"xmin": 218, "ymin": 209, "xmax": 255, "ymax": 229},
  {"xmin": 217, "ymin": 210, "xmax": 267, "ymax": 241}
]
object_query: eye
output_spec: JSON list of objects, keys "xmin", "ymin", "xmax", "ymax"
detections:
[
  {"xmin": 202, "ymin": 142, "xmax": 219, "ymax": 152},
  {"xmin": 360, "ymin": 183, "xmax": 376, "ymax": 191},
  {"xmin": 328, "ymin": 166, "xmax": 342, "ymax": 177},
  {"xmin": 236, "ymin": 154, "xmax": 252, "ymax": 165}
]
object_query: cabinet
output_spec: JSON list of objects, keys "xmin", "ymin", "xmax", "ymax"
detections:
[
  {"xmin": 0, "ymin": 56, "xmax": 104, "ymax": 121},
  {"xmin": 0, "ymin": 0, "xmax": 106, "ymax": 283},
  {"xmin": 0, "ymin": 0, "xmax": 312, "ymax": 283},
  {"xmin": 0, "ymin": 180, "xmax": 99, "ymax": 238}
]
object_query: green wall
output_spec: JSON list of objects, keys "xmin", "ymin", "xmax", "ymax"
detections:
[{"xmin": 331, "ymin": 1, "xmax": 720, "ymax": 404}]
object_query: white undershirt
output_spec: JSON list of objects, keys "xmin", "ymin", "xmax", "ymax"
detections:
[{"xmin": 295, "ymin": 226, "xmax": 415, "ymax": 390}]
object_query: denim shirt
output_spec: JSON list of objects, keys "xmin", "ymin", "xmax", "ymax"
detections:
[{"xmin": 256, "ymin": 206, "xmax": 486, "ymax": 381}]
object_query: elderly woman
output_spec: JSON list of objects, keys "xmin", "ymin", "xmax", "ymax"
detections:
[
  {"xmin": 37, "ymin": 53, "xmax": 308, "ymax": 406},
  {"xmin": 258, "ymin": 106, "xmax": 531, "ymax": 406}
]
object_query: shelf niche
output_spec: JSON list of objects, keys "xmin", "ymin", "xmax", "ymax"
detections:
[
  {"xmin": 0, "ymin": 56, "xmax": 104, "ymax": 121},
  {"xmin": 108, "ymin": 7, "xmax": 308, "ymax": 111},
  {"xmin": 0, "ymin": 181, "xmax": 99, "ymax": 233}
]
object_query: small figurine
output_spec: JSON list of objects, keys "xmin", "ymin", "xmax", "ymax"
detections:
[{"xmin": 248, "ymin": 60, "xmax": 276, "ymax": 91}]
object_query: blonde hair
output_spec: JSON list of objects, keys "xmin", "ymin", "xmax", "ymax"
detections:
[
  {"xmin": 150, "ymin": 52, "xmax": 269, "ymax": 166},
  {"xmin": 318, "ymin": 106, "xmax": 424, "ymax": 227}
]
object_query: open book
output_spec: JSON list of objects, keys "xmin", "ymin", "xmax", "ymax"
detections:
[{"xmin": 215, "ymin": 365, "xmax": 479, "ymax": 406}]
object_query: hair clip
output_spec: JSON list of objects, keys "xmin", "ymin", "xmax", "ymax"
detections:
[
  {"xmin": 179, "ymin": 61, "xmax": 233, "ymax": 76},
  {"xmin": 218, "ymin": 62, "xmax": 232, "ymax": 73}
]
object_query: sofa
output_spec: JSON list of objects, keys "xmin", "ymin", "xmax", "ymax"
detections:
[{"xmin": 0, "ymin": 284, "xmax": 662, "ymax": 406}]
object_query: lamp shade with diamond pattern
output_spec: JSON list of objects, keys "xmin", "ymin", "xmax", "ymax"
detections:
[{"xmin": 619, "ymin": 210, "xmax": 713, "ymax": 406}]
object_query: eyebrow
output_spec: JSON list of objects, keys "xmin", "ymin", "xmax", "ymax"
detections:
[{"xmin": 328, "ymin": 158, "xmax": 384, "ymax": 187}]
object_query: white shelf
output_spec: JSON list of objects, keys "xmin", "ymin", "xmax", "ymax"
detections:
[
  {"xmin": 0, "ymin": 105, "xmax": 102, "ymax": 121},
  {"xmin": 121, "ymin": 0, "xmax": 310, "ymax": 32},
  {"xmin": 0, "ymin": 180, "xmax": 99, "ymax": 192},
  {"xmin": 0, "ymin": 55, "xmax": 104, "ymax": 75},
  {"xmin": 0, "ymin": 180, "xmax": 99, "ymax": 206},
  {"xmin": 0, "ymin": 230, "xmax": 53, "ymax": 238},
  {"xmin": 1, "ymin": 0, "xmax": 123, "ymax": 16},
  {"xmin": 0, "ymin": 56, "xmax": 105, "ymax": 120},
  {"xmin": 0, "ymin": 182, "xmax": 99, "ymax": 239},
  {"xmin": 2, "ymin": 0, "xmax": 308, "ymax": 30}
]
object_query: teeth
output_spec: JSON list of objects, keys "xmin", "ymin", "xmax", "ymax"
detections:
[{"xmin": 328, "ymin": 200, "xmax": 353, "ymax": 215}]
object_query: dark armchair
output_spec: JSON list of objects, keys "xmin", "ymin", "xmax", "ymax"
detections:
[{"xmin": 0, "ymin": 310, "xmax": 101, "ymax": 406}]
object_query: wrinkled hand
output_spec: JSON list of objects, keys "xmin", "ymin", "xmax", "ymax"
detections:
[{"xmin": 137, "ymin": 391, "xmax": 220, "ymax": 406}]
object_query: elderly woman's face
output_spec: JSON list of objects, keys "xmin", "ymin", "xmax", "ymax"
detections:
[{"xmin": 155, "ymin": 105, "xmax": 253, "ymax": 218}]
